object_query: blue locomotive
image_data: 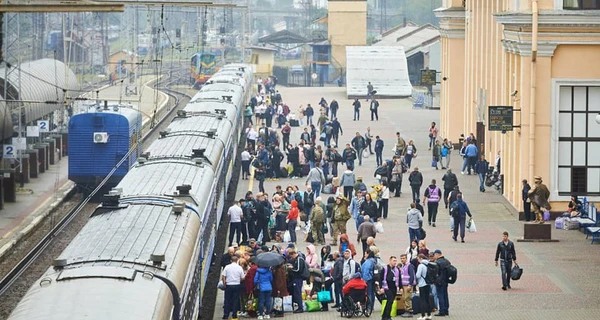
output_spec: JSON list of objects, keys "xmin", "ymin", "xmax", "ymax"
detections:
[{"xmin": 68, "ymin": 101, "xmax": 142, "ymax": 191}]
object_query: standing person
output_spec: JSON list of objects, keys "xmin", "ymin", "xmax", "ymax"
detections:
[
  {"xmin": 353, "ymin": 98, "xmax": 361, "ymax": 121},
  {"xmin": 286, "ymin": 200, "xmax": 299, "ymax": 244},
  {"xmin": 246, "ymin": 125, "xmax": 258, "ymax": 152},
  {"xmin": 494, "ymin": 231, "xmax": 518, "ymax": 291},
  {"xmin": 415, "ymin": 254, "xmax": 433, "ymax": 320},
  {"xmin": 360, "ymin": 193, "xmax": 379, "ymax": 222},
  {"xmin": 522, "ymin": 179, "xmax": 532, "ymax": 221},
  {"xmin": 331, "ymin": 251, "xmax": 344, "ymax": 308},
  {"xmin": 452, "ymin": 193, "xmax": 472, "ymax": 243},
  {"xmin": 446, "ymin": 186, "xmax": 460, "ymax": 232},
  {"xmin": 244, "ymin": 104, "xmax": 254, "ymax": 125},
  {"xmin": 331, "ymin": 117, "xmax": 343, "ymax": 146},
  {"xmin": 255, "ymin": 163, "xmax": 266, "ymax": 193},
  {"xmin": 433, "ymin": 249, "xmax": 451, "ymax": 316},
  {"xmin": 305, "ymin": 103, "xmax": 314, "ymax": 125},
  {"xmin": 396, "ymin": 132, "xmax": 407, "ymax": 156},
  {"xmin": 399, "ymin": 254, "xmax": 416, "ymax": 317},
  {"xmin": 379, "ymin": 256, "xmax": 400, "ymax": 320},
  {"xmin": 391, "ymin": 158, "xmax": 407, "ymax": 197},
  {"xmin": 306, "ymin": 162, "xmax": 325, "ymax": 197},
  {"xmin": 463, "ymin": 141, "xmax": 478, "ymax": 175},
  {"xmin": 241, "ymin": 148, "xmax": 251, "ymax": 180},
  {"xmin": 343, "ymin": 144, "xmax": 357, "ymax": 171},
  {"xmin": 281, "ymin": 122, "xmax": 291, "ymax": 149},
  {"xmin": 361, "ymin": 250, "xmax": 377, "ymax": 311},
  {"xmin": 404, "ymin": 140, "xmax": 417, "ymax": 168},
  {"xmin": 408, "ymin": 167, "xmax": 423, "ymax": 203},
  {"xmin": 432, "ymin": 140, "xmax": 442, "ymax": 170},
  {"xmin": 221, "ymin": 255, "xmax": 245, "ymax": 320},
  {"xmin": 366, "ymin": 82, "xmax": 374, "ymax": 101},
  {"xmin": 475, "ymin": 154, "xmax": 490, "ymax": 192},
  {"xmin": 350, "ymin": 190, "xmax": 365, "ymax": 230},
  {"xmin": 351, "ymin": 132, "xmax": 366, "ymax": 166},
  {"xmin": 357, "ymin": 215, "xmax": 377, "ymax": 255},
  {"xmin": 407, "ymin": 203, "xmax": 423, "ymax": 244},
  {"xmin": 441, "ymin": 138, "xmax": 452, "ymax": 169},
  {"xmin": 304, "ymin": 186, "xmax": 315, "ymax": 222},
  {"xmin": 331, "ymin": 195, "xmax": 351, "ymax": 246},
  {"xmin": 330, "ymin": 99, "xmax": 339, "ymax": 118},
  {"xmin": 428, "ymin": 122, "xmax": 438, "ymax": 150},
  {"xmin": 287, "ymin": 249, "xmax": 306, "ymax": 313},
  {"xmin": 423, "ymin": 179, "xmax": 442, "ymax": 227},
  {"xmin": 379, "ymin": 181, "xmax": 390, "ymax": 219},
  {"xmin": 271, "ymin": 146, "xmax": 284, "ymax": 179},
  {"xmin": 300, "ymin": 127, "xmax": 311, "ymax": 144},
  {"xmin": 310, "ymin": 198, "xmax": 326, "ymax": 245},
  {"xmin": 364, "ymin": 127, "xmax": 374, "ymax": 155},
  {"xmin": 374, "ymin": 135, "xmax": 384, "ymax": 167},
  {"xmin": 370, "ymin": 98, "xmax": 379, "ymax": 121},
  {"xmin": 227, "ymin": 200, "xmax": 244, "ymax": 247},
  {"xmin": 442, "ymin": 169, "xmax": 459, "ymax": 208},
  {"xmin": 254, "ymin": 265, "xmax": 274, "ymax": 320},
  {"xmin": 340, "ymin": 167, "xmax": 356, "ymax": 200}
]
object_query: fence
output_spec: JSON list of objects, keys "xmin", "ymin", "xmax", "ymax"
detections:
[{"xmin": 411, "ymin": 87, "xmax": 437, "ymax": 109}]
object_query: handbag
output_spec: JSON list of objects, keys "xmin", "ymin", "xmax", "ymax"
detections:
[
  {"xmin": 322, "ymin": 224, "xmax": 328, "ymax": 235},
  {"xmin": 431, "ymin": 159, "xmax": 437, "ymax": 167},
  {"xmin": 420, "ymin": 227, "xmax": 426, "ymax": 239},
  {"xmin": 317, "ymin": 288, "xmax": 332, "ymax": 303},
  {"xmin": 510, "ymin": 264, "xmax": 523, "ymax": 281},
  {"xmin": 305, "ymin": 299, "xmax": 321, "ymax": 312}
]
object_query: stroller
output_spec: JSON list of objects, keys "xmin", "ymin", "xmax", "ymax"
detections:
[{"xmin": 340, "ymin": 275, "xmax": 372, "ymax": 318}]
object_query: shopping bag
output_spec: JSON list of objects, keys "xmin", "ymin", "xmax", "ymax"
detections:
[
  {"xmin": 317, "ymin": 288, "xmax": 332, "ymax": 303},
  {"xmin": 273, "ymin": 296, "xmax": 283, "ymax": 312},
  {"xmin": 511, "ymin": 264, "xmax": 523, "ymax": 281},
  {"xmin": 305, "ymin": 300, "xmax": 321, "ymax": 312},
  {"xmin": 284, "ymin": 230, "xmax": 291, "ymax": 242},
  {"xmin": 246, "ymin": 293, "xmax": 258, "ymax": 312},
  {"xmin": 319, "ymin": 132, "xmax": 326, "ymax": 142},
  {"xmin": 543, "ymin": 209, "xmax": 550, "ymax": 221},
  {"xmin": 468, "ymin": 218, "xmax": 477, "ymax": 233},
  {"xmin": 283, "ymin": 295, "xmax": 293, "ymax": 312},
  {"xmin": 449, "ymin": 216, "xmax": 455, "ymax": 230},
  {"xmin": 380, "ymin": 299, "xmax": 398, "ymax": 317},
  {"xmin": 376, "ymin": 221, "xmax": 385, "ymax": 234},
  {"xmin": 431, "ymin": 159, "xmax": 437, "ymax": 167}
]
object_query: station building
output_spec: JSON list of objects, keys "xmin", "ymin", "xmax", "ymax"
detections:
[{"xmin": 435, "ymin": 0, "xmax": 600, "ymax": 210}]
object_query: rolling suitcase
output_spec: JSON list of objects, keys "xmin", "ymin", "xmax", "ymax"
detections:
[
  {"xmin": 301, "ymin": 164, "xmax": 310, "ymax": 176},
  {"xmin": 412, "ymin": 293, "xmax": 434, "ymax": 315}
]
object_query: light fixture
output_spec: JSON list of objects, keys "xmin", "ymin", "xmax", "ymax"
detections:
[{"xmin": 596, "ymin": 113, "xmax": 600, "ymax": 124}]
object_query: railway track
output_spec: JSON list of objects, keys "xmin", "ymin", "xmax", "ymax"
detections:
[{"xmin": 0, "ymin": 76, "xmax": 194, "ymax": 319}]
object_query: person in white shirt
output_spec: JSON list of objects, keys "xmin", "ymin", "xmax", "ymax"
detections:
[
  {"xmin": 222, "ymin": 255, "xmax": 245, "ymax": 319},
  {"xmin": 246, "ymin": 125, "xmax": 258, "ymax": 152},
  {"xmin": 241, "ymin": 148, "xmax": 252, "ymax": 180},
  {"xmin": 228, "ymin": 201, "xmax": 244, "ymax": 247},
  {"xmin": 380, "ymin": 181, "xmax": 390, "ymax": 219}
]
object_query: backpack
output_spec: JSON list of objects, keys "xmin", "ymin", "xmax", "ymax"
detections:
[
  {"xmin": 449, "ymin": 201, "xmax": 459, "ymax": 217},
  {"xmin": 372, "ymin": 258, "xmax": 385, "ymax": 282},
  {"xmin": 447, "ymin": 264, "xmax": 458, "ymax": 284},
  {"xmin": 425, "ymin": 262, "xmax": 439, "ymax": 285},
  {"xmin": 441, "ymin": 146, "xmax": 448, "ymax": 157},
  {"xmin": 300, "ymin": 258, "xmax": 310, "ymax": 280}
]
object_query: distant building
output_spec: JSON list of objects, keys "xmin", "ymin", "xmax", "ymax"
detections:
[
  {"xmin": 436, "ymin": 0, "xmax": 600, "ymax": 209},
  {"xmin": 328, "ymin": 0, "xmax": 368, "ymax": 69}
]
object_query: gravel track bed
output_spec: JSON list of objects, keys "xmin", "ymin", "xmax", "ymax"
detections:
[{"xmin": 0, "ymin": 85, "xmax": 190, "ymax": 320}]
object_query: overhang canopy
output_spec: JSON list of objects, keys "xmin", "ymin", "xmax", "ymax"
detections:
[{"xmin": 258, "ymin": 30, "xmax": 311, "ymax": 49}]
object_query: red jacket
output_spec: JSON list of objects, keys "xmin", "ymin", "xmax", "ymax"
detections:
[
  {"xmin": 245, "ymin": 265, "xmax": 258, "ymax": 294},
  {"xmin": 342, "ymin": 277, "xmax": 367, "ymax": 295},
  {"xmin": 287, "ymin": 200, "xmax": 299, "ymax": 220}
]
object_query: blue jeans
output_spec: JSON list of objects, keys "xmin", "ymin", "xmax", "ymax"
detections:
[
  {"xmin": 453, "ymin": 215, "xmax": 467, "ymax": 240},
  {"xmin": 411, "ymin": 185, "xmax": 420, "ymax": 203},
  {"xmin": 436, "ymin": 283, "xmax": 449, "ymax": 314},
  {"xmin": 357, "ymin": 148, "xmax": 364, "ymax": 165},
  {"xmin": 223, "ymin": 284, "xmax": 242, "ymax": 318},
  {"xmin": 309, "ymin": 160, "xmax": 315, "ymax": 169},
  {"xmin": 430, "ymin": 284, "xmax": 439, "ymax": 310},
  {"xmin": 405, "ymin": 154, "xmax": 413, "ymax": 168},
  {"xmin": 354, "ymin": 110, "xmax": 360, "ymax": 120},
  {"xmin": 501, "ymin": 260, "xmax": 513, "ymax": 288},
  {"xmin": 345, "ymin": 159, "xmax": 355, "ymax": 171},
  {"xmin": 375, "ymin": 151, "xmax": 382, "ymax": 166},
  {"xmin": 478, "ymin": 173, "xmax": 485, "ymax": 191},
  {"xmin": 307, "ymin": 115, "xmax": 313, "ymax": 125},
  {"xmin": 354, "ymin": 215, "xmax": 364, "ymax": 231},
  {"xmin": 258, "ymin": 290, "xmax": 273, "ymax": 316},
  {"xmin": 461, "ymin": 157, "xmax": 469, "ymax": 173},
  {"xmin": 408, "ymin": 227, "xmax": 421, "ymax": 244},
  {"xmin": 311, "ymin": 181, "xmax": 321, "ymax": 197},
  {"xmin": 366, "ymin": 279, "xmax": 375, "ymax": 310},
  {"xmin": 429, "ymin": 136, "xmax": 436, "ymax": 149},
  {"xmin": 288, "ymin": 219, "xmax": 297, "ymax": 243}
]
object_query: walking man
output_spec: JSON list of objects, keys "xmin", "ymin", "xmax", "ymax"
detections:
[
  {"xmin": 494, "ymin": 231, "xmax": 517, "ymax": 291},
  {"xmin": 423, "ymin": 179, "xmax": 442, "ymax": 227},
  {"xmin": 241, "ymin": 148, "xmax": 251, "ymax": 180},
  {"xmin": 330, "ymin": 99, "xmax": 339, "ymax": 118},
  {"xmin": 452, "ymin": 193, "xmax": 472, "ymax": 243},
  {"xmin": 227, "ymin": 200, "xmax": 243, "ymax": 247},
  {"xmin": 351, "ymin": 132, "xmax": 366, "ymax": 166},
  {"xmin": 332, "ymin": 117, "xmax": 343, "ymax": 146},
  {"xmin": 353, "ymin": 98, "xmax": 361, "ymax": 121},
  {"xmin": 364, "ymin": 127, "xmax": 374, "ymax": 155},
  {"xmin": 408, "ymin": 167, "xmax": 423, "ymax": 203},
  {"xmin": 475, "ymin": 154, "xmax": 489, "ymax": 192},
  {"xmin": 442, "ymin": 169, "xmax": 458, "ymax": 208},
  {"xmin": 433, "ymin": 249, "xmax": 451, "ymax": 316},
  {"xmin": 370, "ymin": 98, "xmax": 379, "ymax": 121},
  {"xmin": 306, "ymin": 163, "xmax": 325, "ymax": 197},
  {"xmin": 374, "ymin": 135, "xmax": 384, "ymax": 167},
  {"xmin": 331, "ymin": 195, "xmax": 351, "ymax": 246},
  {"xmin": 221, "ymin": 255, "xmax": 245, "ymax": 320},
  {"xmin": 367, "ymin": 82, "xmax": 374, "ymax": 101},
  {"xmin": 357, "ymin": 215, "xmax": 377, "ymax": 255},
  {"xmin": 379, "ymin": 256, "xmax": 400, "ymax": 320},
  {"xmin": 399, "ymin": 254, "xmax": 416, "ymax": 317}
]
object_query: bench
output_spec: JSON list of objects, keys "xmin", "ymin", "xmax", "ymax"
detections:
[
  {"xmin": 413, "ymin": 95, "xmax": 424, "ymax": 108},
  {"xmin": 581, "ymin": 203, "xmax": 599, "ymax": 244}
]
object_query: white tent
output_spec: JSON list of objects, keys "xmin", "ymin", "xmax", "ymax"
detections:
[{"xmin": 346, "ymin": 46, "xmax": 412, "ymax": 98}]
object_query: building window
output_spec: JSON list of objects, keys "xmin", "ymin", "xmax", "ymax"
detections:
[
  {"xmin": 557, "ymin": 86, "xmax": 600, "ymax": 196},
  {"xmin": 564, "ymin": 0, "xmax": 600, "ymax": 9}
]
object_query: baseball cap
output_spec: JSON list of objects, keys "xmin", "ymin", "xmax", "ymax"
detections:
[{"xmin": 433, "ymin": 249, "xmax": 442, "ymax": 255}]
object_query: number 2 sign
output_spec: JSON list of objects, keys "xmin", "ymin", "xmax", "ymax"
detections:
[
  {"xmin": 3, "ymin": 145, "xmax": 15, "ymax": 158},
  {"xmin": 38, "ymin": 120, "xmax": 49, "ymax": 132}
]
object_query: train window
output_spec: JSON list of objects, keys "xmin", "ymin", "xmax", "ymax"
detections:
[{"xmin": 56, "ymin": 266, "xmax": 137, "ymax": 281}]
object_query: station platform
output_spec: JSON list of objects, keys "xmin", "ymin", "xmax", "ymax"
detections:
[
  {"xmin": 0, "ymin": 75, "xmax": 170, "ymax": 259},
  {"xmin": 213, "ymin": 86, "xmax": 600, "ymax": 320}
]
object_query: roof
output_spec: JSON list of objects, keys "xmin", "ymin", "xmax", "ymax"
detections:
[
  {"xmin": 373, "ymin": 23, "xmax": 441, "ymax": 57},
  {"xmin": 258, "ymin": 30, "xmax": 311, "ymax": 45},
  {"xmin": 247, "ymin": 45, "xmax": 278, "ymax": 52}
]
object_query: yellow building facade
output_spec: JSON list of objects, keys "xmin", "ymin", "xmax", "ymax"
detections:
[
  {"xmin": 327, "ymin": 0, "xmax": 367, "ymax": 68},
  {"xmin": 436, "ymin": 0, "xmax": 600, "ymax": 211}
]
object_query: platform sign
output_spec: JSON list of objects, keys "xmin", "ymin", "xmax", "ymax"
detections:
[
  {"xmin": 12, "ymin": 137, "xmax": 26, "ymax": 150},
  {"xmin": 27, "ymin": 126, "xmax": 39, "ymax": 137},
  {"xmin": 38, "ymin": 120, "xmax": 49, "ymax": 132},
  {"xmin": 488, "ymin": 106, "xmax": 514, "ymax": 132},
  {"xmin": 3, "ymin": 145, "xmax": 15, "ymax": 158},
  {"xmin": 420, "ymin": 69, "xmax": 437, "ymax": 86}
]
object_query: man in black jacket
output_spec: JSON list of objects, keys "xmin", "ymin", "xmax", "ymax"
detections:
[
  {"xmin": 331, "ymin": 251, "xmax": 344, "ymax": 309},
  {"xmin": 495, "ymin": 231, "xmax": 518, "ymax": 290},
  {"xmin": 330, "ymin": 99, "xmax": 339, "ymax": 118},
  {"xmin": 442, "ymin": 169, "xmax": 459, "ymax": 208},
  {"xmin": 433, "ymin": 249, "xmax": 451, "ymax": 316},
  {"xmin": 271, "ymin": 146, "xmax": 284, "ymax": 179},
  {"xmin": 379, "ymin": 255, "xmax": 400, "ymax": 320},
  {"xmin": 408, "ymin": 167, "xmax": 423, "ymax": 203},
  {"xmin": 287, "ymin": 249, "xmax": 306, "ymax": 313}
]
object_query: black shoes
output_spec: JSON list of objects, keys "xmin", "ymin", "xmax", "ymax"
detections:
[
  {"xmin": 432, "ymin": 223, "xmax": 436, "ymax": 227},
  {"xmin": 507, "ymin": 285, "xmax": 511, "ymax": 289},
  {"xmin": 502, "ymin": 286, "xmax": 507, "ymax": 290},
  {"xmin": 452, "ymin": 236, "xmax": 457, "ymax": 241},
  {"xmin": 293, "ymin": 309, "xmax": 304, "ymax": 314},
  {"xmin": 461, "ymin": 239, "xmax": 465, "ymax": 243}
]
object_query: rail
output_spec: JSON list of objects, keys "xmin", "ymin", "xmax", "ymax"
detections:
[{"xmin": 0, "ymin": 70, "xmax": 193, "ymax": 297}]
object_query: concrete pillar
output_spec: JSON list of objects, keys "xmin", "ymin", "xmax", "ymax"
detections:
[
  {"xmin": 17, "ymin": 153, "xmax": 30, "ymax": 184},
  {"xmin": 44, "ymin": 138, "xmax": 56, "ymax": 165},
  {"xmin": 0, "ymin": 169, "xmax": 16, "ymax": 203},
  {"xmin": 27, "ymin": 149, "xmax": 39, "ymax": 178},
  {"xmin": 52, "ymin": 135, "xmax": 63, "ymax": 160},
  {"xmin": 34, "ymin": 144, "xmax": 47, "ymax": 174}
]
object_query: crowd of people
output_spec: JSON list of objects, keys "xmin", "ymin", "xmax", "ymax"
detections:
[{"xmin": 220, "ymin": 85, "xmax": 517, "ymax": 320}]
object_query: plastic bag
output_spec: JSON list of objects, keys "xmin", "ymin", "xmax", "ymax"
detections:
[
  {"xmin": 284, "ymin": 230, "xmax": 291, "ymax": 242},
  {"xmin": 376, "ymin": 221, "xmax": 384, "ymax": 234},
  {"xmin": 449, "ymin": 216, "xmax": 455, "ymax": 230},
  {"xmin": 283, "ymin": 295, "xmax": 293, "ymax": 312},
  {"xmin": 543, "ymin": 209, "xmax": 550, "ymax": 221},
  {"xmin": 468, "ymin": 218, "xmax": 477, "ymax": 233}
]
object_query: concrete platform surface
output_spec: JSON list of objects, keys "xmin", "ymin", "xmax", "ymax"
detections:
[{"xmin": 213, "ymin": 86, "xmax": 600, "ymax": 320}]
